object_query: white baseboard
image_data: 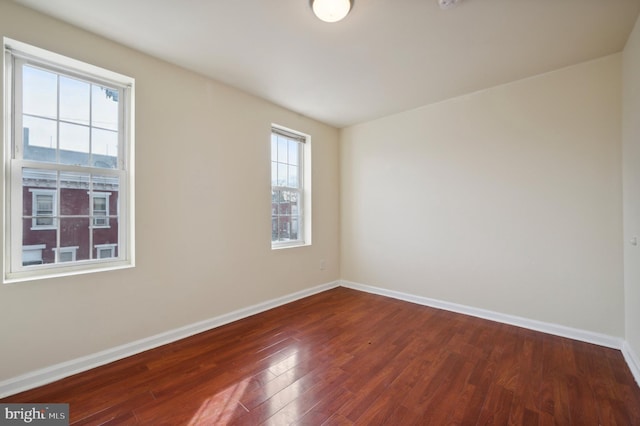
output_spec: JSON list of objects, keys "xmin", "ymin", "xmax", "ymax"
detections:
[
  {"xmin": 0, "ymin": 280, "xmax": 340, "ymax": 398},
  {"xmin": 340, "ymin": 280, "xmax": 624, "ymax": 350},
  {"xmin": 622, "ymin": 341, "xmax": 640, "ymax": 387}
]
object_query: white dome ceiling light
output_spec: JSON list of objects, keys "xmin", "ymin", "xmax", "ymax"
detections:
[
  {"xmin": 311, "ymin": 0, "xmax": 352, "ymax": 23},
  {"xmin": 438, "ymin": 0, "xmax": 461, "ymax": 10}
]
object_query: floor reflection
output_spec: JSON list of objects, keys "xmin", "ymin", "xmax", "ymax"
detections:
[{"xmin": 187, "ymin": 377, "xmax": 250, "ymax": 425}]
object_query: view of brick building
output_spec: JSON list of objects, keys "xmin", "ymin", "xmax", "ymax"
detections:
[
  {"xmin": 271, "ymin": 190, "xmax": 299, "ymax": 242},
  {"xmin": 21, "ymin": 143, "xmax": 119, "ymax": 266}
]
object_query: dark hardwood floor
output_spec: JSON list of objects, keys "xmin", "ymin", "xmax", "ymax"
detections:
[{"xmin": 2, "ymin": 287, "xmax": 640, "ymax": 425}]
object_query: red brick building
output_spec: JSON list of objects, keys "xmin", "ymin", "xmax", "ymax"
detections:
[{"xmin": 21, "ymin": 156, "xmax": 119, "ymax": 266}]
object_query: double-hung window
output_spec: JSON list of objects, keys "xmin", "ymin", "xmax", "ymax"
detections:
[
  {"xmin": 271, "ymin": 126, "xmax": 311, "ymax": 248},
  {"xmin": 3, "ymin": 39, "xmax": 135, "ymax": 282}
]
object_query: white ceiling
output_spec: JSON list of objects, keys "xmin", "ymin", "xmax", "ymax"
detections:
[{"xmin": 12, "ymin": 0, "xmax": 640, "ymax": 128}]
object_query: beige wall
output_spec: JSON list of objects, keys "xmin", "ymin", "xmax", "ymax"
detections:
[
  {"xmin": 623, "ymin": 15, "xmax": 640, "ymax": 358},
  {"xmin": 341, "ymin": 55, "xmax": 624, "ymax": 336},
  {"xmin": 0, "ymin": 1, "xmax": 340, "ymax": 380}
]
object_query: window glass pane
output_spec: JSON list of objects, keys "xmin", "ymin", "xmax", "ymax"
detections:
[
  {"xmin": 277, "ymin": 136, "xmax": 288, "ymax": 163},
  {"xmin": 22, "ymin": 245, "xmax": 45, "ymax": 266},
  {"xmin": 291, "ymin": 218, "xmax": 299, "ymax": 240},
  {"xmin": 61, "ymin": 218, "xmax": 89, "ymax": 261},
  {"xmin": 288, "ymin": 165, "xmax": 298, "ymax": 188},
  {"xmin": 91, "ymin": 128, "xmax": 118, "ymax": 168},
  {"xmin": 271, "ymin": 216, "xmax": 278, "ymax": 242},
  {"xmin": 287, "ymin": 191, "xmax": 299, "ymax": 214},
  {"xmin": 22, "ymin": 65, "xmax": 57, "ymax": 119},
  {"xmin": 60, "ymin": 172, "xmax": 89, "ymax": 216},
  {"xmin": 92, "ymin": 176, "xmax": 118, "ymax": 230},
  {"xmin": 272, "ymin": 190, "xmax": 300, "ymax": 242},
  {"xmin": 22, "ymin": 169, "xmax": 56, "ymax": 215},
  {"xmin": 277, "ymin": 163, "xmax": 288, "ymax": 187},
  {"xmin": 272, "ymin": 190, "xmax": 280, "ymax": 242},
  {"xmin": 22, "ymin": 216, "xmax": 56, "ymax": 265},
  {"xmin": 93, "ymin": 228, "xmax": 118, "ymax": 256},
  {"xmin": 36, "ymin": 218, "xmax": 54, "ymax": 228},
  {"xmin": 271, "ymin": 136, "xmax": 277, "ymax": 160},
  {"xmin": 92, "ymin": 175, "xmax": 119, "ymax": 193},
  {"xmin": 94, "ymin": 197, "xmax": 107, "ymax": 212},
  {"xmin": 59, "ymin": 122, "xmax": 90, "ymax": 166},
  {"xmin": 271, "ymin": 161, "xmax": 278, "ymax": 187},
  {"xmin": 60, "ymin": 76, "xmax": 90, "ymax": 125},
  {"xmin": 23, "ymin": 169, "xmax": 57, "ymax": 229},
  {"xmin": 97, "ymin": 247, "xmax": 116, "ymax": 259},
  {"xmin": 93, "ymin": 217, "xmax": 109, "ymax": 227},
  {"xmin": 92, "ymin": 85, "xmax": 119, "ymax": 131},
  {"xmin": 35, "ymin": 194, "xmax": 54, "ymax": 226},
  {"xmin": 58, "ymin": 250, "xmax": 73, "ymax": 262},
  {"xmin": 23, "ymin": 116, "xmax": 57, "ymax": 162},
  {"xmin": 279, "ymin": 220, "xmax": 289, "ymax": 241},
  {"xmin": 93, "ymin": 194, "xmax": 108, "ymax": 227},
  {"xmin": 288, "ymin": 141, "xmax": 298, "ymax": 166}
]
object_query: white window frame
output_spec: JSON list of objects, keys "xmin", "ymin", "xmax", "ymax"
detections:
[
  {"xmin": 29, "ymin": 188, "xmax": 57, "ymax": 230},
  {"xmin": 271, "ymin": 125, "xmax": 311, "ymax": 249},
  {"xmin": 3, "ymin": 38, "xmax": 135, "ymax": 283}
]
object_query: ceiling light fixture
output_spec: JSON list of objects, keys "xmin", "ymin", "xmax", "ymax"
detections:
[
  {"xmin": 311, "ymin": 0, "xmax": 352, "ymax": 23},
  {"xmin": 438, "ymin": 0, "xmax": 460, "ymax": 10}
]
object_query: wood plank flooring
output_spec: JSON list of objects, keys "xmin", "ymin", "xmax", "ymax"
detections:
[{"xmin": 2, "ymin": 287, "xmax": 639, "ymax": 425}]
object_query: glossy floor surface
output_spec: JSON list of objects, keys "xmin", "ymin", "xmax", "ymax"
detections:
[{"xmin": 2, "ymin": 287, "xmax": 640, "ymax": 425}]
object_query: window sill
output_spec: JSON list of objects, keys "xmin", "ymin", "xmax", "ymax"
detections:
[
  {"xmin": 271, "ymin": 241, "xmax": 310, "ymax": 250},
  {"xmin": 4, "ymin": 259, "xmax": 134, "ymax": 284}
]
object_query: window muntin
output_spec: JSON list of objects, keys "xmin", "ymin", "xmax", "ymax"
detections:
[
  {"xmin": 4, "ymin": 39, "xmax": 134, "ymax": 282},
  {"xmin": 271, "ymin": 127, "xmax": 308, "ymax": 248}
]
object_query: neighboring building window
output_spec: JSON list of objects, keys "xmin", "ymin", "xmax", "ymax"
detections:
[
  {"xmin": 3, "ymin": 39, "xmax": 135, "ymax": 283},
  {"xmin": 271, "ymin": 126, "xmax": 311, "ymax": 248},
  {"xmin": 22, "ymin": 244, "xmax": 45, "ymax": 266},
  {"xmin": 95, "ymin": 243, "xmax": 117, "ymax": 259},
  {"xmin": 52, "ymin": 246, "xmax": 79, "ymax": 263},
  {"xmin": 90, "ymin": 192, "xmax": 111, "ymax": 227},
  {"xmin": 29, "ymin": 189, "xmax": 57, "ymax": 229}
]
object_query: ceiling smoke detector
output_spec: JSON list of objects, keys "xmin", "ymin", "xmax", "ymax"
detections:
[{"xmin": 438, "ymin": 0, "xmax": 460, "ymax": 10}]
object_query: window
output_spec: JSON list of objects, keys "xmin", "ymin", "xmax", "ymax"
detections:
[
  {"xmin": 52, "ymin": 246, "xmax": 79, "ymax": 263},
  {"xmin": 3, "ymin": 39, "xmax": 135, "ymax": 282},
  {"xmin": 22, "ymin": 244, "xmax": 45, "ymax": 266},
  {"xmin": 91, "ymin": 192, "xmax": 111, "ymax": 227},
  {"xmin": 271, "ymin": 126, "xmax": 311, "ymax": 248},
  {"xmin": 29, "ymin": 188, "xmax": 57, "ymax": 229},
  {"xmin": 95, "ymin": 244, "xmax": 117, "ymax": 259}
]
